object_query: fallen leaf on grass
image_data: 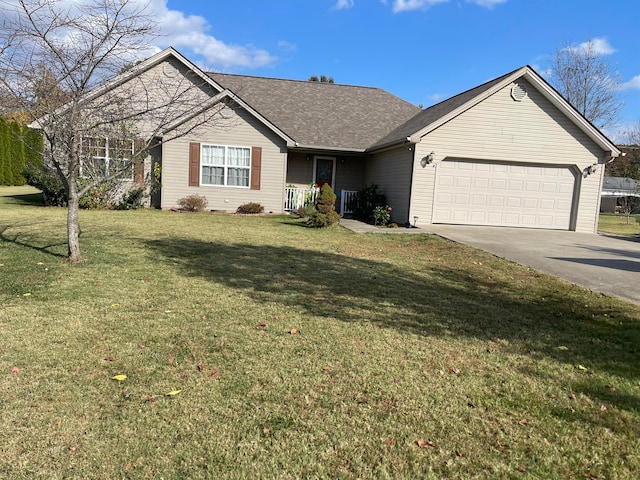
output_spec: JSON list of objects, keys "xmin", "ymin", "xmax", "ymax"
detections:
[
  {"xmin": 211, "ymin": 370, "xmax": 220, "ymax": 379},
  {"xmin": 518, "ymin": 419, "xmax": 529, "ymax": 426},
  {"xmin": 259, "ymin": 322, "xmax": 266, "ymax": 328},
  {"xmin": 94, "ymin": 282, "xmax": 101, "ymax": 286},
  {"xmin": 11, "ymin": 367, "xmax": 19, "ymax": 374},
  {"xmin": 165, "ymin": 390, "xmax": 182, "ymax": 396},
  {"xmin": 417, "ymin": 439, "xmax": 435, "ymax": 448},
  {"xmin": 111, "ymin": 374, "xmax": 127, "ymax": 381},
  {"xmin": 600, "ymin": 405, "xmax": 607, "ymax": 412},
  {"xmin": 111, "ymin": 303, "xmax": 119, "ymax": 307},
  {"xmin": 557, "ymin": 345, "xmax": 569, "ymax": 350},
  {"xmin": 144, "ymin": 395, "xmax": 156, "ymax": 403},
  {"xmin": 517, "ymin": 466, "xmax": 526, "ymax": 472},
  {"xmin": 104, "ymin": 356, "xmax": 116, "ymax": 362},
  {"xmin": 456, "ymin": 451, "xmax": 464, "ymax": 457},
  {"xmin": 577, "ymin": 365, "xmax": 588, "ymax": 371},
  {"xmin": 197, "ymin": 363, "xmax": 205, "ymax": 371},
  {"xmin": 384, "ymin": 438, "xmax": 393, "ymax": 446},
  {"xmin": 263, "ymin": 428, "xmax": 270, "ymax": 434},
  {"xmin": 448, "ymin": 368, "xmax": 460, "ymax": 375},
  {"xmin": 605, "ymin": 385, "xmax": 616, "ymax": 392},
  {"xmin": 23, "ymin": 293, "xmax": 32, "ymax": 297},
  {"xmin": 122, "ymin": 391, "xmax": 131, "ymax": 398},
  {"xmin": 289, "ymin": 328, "xmax": 298, "ymax": 335}
]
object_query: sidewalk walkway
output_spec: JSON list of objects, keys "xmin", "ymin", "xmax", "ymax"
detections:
[{"xmin": 340, "ymin": 218, "xmax": 424, "ymax": 234}]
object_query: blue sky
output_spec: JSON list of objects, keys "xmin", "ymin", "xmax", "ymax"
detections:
[{"xmin": 154, "ymin": 0, "xmax": 640, "ymax": 140}]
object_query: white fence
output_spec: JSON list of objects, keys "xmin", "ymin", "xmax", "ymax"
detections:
[
  {"xmin": 285, "ymin": 187, "xmax": 359, "ymax": 214},
  {"xmin": 284, "ymin": 186, "xmax": 319, "ymax": 212},
  {"xmin": 340, "ymin": 190, "xmax": 358, "ymax": 215}
]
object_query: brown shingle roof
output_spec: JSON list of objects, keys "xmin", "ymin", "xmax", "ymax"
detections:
[{"xmin": 208, "ymin": 72, "xmax": 420, "ymax": 151}]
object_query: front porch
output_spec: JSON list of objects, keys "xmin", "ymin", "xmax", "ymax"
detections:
[
  {"xmin": 284, "ymin": 186, "xmax": 358, "ymax": 215},
  {"xmin": 284, "ymin": 150, "xmax": 366, "ymax": 214}
]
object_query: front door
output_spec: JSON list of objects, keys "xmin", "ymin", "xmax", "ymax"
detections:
[{"xmin": 315, "ymin": 157, "xmax": 334, "ymax": 188}]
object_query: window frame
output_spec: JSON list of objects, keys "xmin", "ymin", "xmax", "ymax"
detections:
[
  {"xmin": 200, "ymin": 143, "xmax": 252, "ymax": 188},
  {"xmin": 80, "ymin": 137, "xmax": 135, "ymax": 181}
]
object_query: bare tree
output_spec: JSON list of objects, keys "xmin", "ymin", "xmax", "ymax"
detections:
[
  {"xmin": 550, "ymin": 38, "xmax": 623, "ymax": 130},
  {"xmin": 0, "ymin": 0, "xmax": 227, "ymax": 262}
]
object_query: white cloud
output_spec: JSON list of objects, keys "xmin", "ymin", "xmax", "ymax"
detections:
[
  {"xmin": 147, "ymin": 0, "xmax": 275, "ymax": 69},
  {"xmin": 390, "ymin": 0, "xmax": 506, "ymax": 12},
  {"xmin": 392, "ymin": 0, "xmax": 448, "ymax": 13},
  {"xmin": 333, "ymin": 0, "xmax": 355, "ymax": 10},
  {"xmin": 621, "ymin": 75, "xmax": 640, "ymax": 91},
  {"xmin": 277, "ymin": 40, "xmax": 298, "ymax": 52},
  {"xmin": 566, "ymin": 37, "xmax": 616, "ymax": 56},
  {"xmin": 469, "ymin": 0, "xmax": 507, "ymax": 7}
]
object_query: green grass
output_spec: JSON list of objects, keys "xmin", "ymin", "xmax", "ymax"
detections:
[
  {"xmin": 599, "ymin": 212, "xmax": 640, "ymax": 238},
  {"xmin": 1, "ymin": 186, "xmax": 640, "ymax": 479}
]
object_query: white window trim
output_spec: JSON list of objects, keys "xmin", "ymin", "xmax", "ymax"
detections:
[
  {"xmin": 80, "ymin": 137, "xmax": 135, "ymax": 181},
  {"xmin": 200, "ymin": 143, "xmax": 252, "ymax": 188}
]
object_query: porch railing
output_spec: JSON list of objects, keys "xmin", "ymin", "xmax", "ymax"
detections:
[
  {"xmin": 285, "ymin": 186, "xmax": 359, "ymax": 215},
  {"xmin": 340, "ymin": 190, "xmax": 358, "ymax": 215},
  {"xmin": 284, "ymin": 186, "xmax": 319, "ymax": 212}
]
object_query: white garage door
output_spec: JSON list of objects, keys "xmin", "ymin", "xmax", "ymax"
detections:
[{"xmin": 433, "ymin": 160, "xmax": 576, "ymax": 229}]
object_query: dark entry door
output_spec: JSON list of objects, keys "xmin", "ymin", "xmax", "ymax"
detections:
[{"xmin": 315, "ymin": 158, "xmax": 334, "ymax": 188}]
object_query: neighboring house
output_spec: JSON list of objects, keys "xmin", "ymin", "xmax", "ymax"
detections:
[
  {"xmin": 600, "ymin": 177, "xmax": 640, "ymax": 213},
  {"xmin": 76, "ymin": 47, "xmax": 623, "ymax": 232}
]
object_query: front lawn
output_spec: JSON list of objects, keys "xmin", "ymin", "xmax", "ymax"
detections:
[
  {"xmin": 599, "ymin": 212, "xmax": 640, "ymax": 238},
  {"xmin": 1, "ymin": 187, "xmax": 639, "ymax": 479}
]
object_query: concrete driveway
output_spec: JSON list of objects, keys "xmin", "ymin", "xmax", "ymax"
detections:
[{"xmin": 422, "ymin": 225, "xmax": 640, "ymax": 305}]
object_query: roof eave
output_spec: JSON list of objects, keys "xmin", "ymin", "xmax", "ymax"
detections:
[
  {"xmin": 384, "ymin": 66, "xmax": 621, "ymax": 158},
  {"xmin": 290, "ymin": 144, "xmax": 367, "ymax": 153}
]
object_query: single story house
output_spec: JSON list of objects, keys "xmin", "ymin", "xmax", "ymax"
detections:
[
  {"xmin": 78, "ymin": 47, "xmax": 623, "ymax": 232},
  {"xmin": 600, "ymin": 176, "xmax": 640, "ymax": 213}
]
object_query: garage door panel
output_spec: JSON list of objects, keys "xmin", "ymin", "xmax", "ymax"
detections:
[{"xmin": 433, "ymin": 160, "xmax": 575, "ymax": 230}]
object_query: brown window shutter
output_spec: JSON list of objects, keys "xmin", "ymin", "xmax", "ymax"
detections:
[
  {"xmin": 189, "ymin": 142, "xmax": 200, "ymax": 186},
  {"xmin": 133, "ymin": 139, "xmax": 146, "ymax": 184},
  {"xmin": 250, "ymin": 146, "xmax": 261, "ymax": 190}
]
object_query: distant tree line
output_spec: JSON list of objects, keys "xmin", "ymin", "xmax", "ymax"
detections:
[
  {"xmin": 308, "ymin": 75, "xmax": 334, "ymax": 83},
  {"xmin": 0, "ymin": 117, "xmax": 43, "ymax": 186}
]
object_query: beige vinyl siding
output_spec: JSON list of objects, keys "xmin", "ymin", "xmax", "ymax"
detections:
[
  {"xmin": 286, "ymin": 152, "xmax": 313, "ymax": 187},
  {"xmin": 335, "ymin": 156, "xmax": 366, "ymax": 193},
  {"xmin": 366, "ymin": 147, "xmax": 414, "ymax": 224},
  {"xmin": 161, "ymin": 103, "xmax": 287, "ymax": 213},
  {"xmin": 411, "ymin": 79, "xmax": 606, "ymax": 232}
]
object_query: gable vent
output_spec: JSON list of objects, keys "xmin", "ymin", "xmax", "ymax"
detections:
[{"xmin": 511, "ymin": 82, "xmax": 527, "ymax": 102}]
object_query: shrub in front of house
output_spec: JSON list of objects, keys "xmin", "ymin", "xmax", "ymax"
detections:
[
  {"xmin": 178, "ymin": 194, "xmax": 208, "ymax": 212},
  {"xmin": 309, "ymin": 184, "xmax": 340, "ymax": 227},
  {"xmin": 237, "ymin": 202, "xmax": 264, "ymax": 214},
  {"xmin": 352, "ymin": 184, "xmax": 386, "ymax": 224},
  {"xmin": 22, "ymin": 164, "xmax": 67, "ymax": 206}
]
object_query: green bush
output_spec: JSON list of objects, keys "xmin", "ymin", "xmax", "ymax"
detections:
[
  {"xmin": 178, "ymin": 194, "xmax": 208, "ymax": 212},
  {"xmin": 296, "ymin": 203, "xmax": 317, "ymax": 219},
  {"xmin": 237, "ymin": 202, "xmax": 264, "ymax": 214},
  {"xmin": 22, "ymin": 164, "xmax": 67, "ymax": 206},
  {"xmin": 79, "ymin": 182, "xmax": 115, "ymax": 209},
  {"xmin": 115, "ymin": 187, "xmax": 146, "ymax": 210},
  {"xmin": 309, "ymin": 184, "xmax": 339, "ymax": 227},
  {"xmin": 372, "ymin": 205, "xmax": 392, "ymax": 226},
  {"xmin": 352, "ymin": 184, "xmax": 386, "ymax": 223}
]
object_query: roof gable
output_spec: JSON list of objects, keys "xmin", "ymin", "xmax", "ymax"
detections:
[{"xmin": 369, "ymin": 66, "xmax": 621, "ymax": 157}]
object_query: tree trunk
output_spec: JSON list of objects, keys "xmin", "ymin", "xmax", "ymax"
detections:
[{"xmin": 67, "ymin": 179, "xmax": 82, "ymax": 263}]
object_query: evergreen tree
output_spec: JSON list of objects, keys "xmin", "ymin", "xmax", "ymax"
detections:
[
  {"xmin": 0, "ymin": 117, "xmax": 7, "ymax": 184},
  {"xmin": 10, "ymin": 120, "xmax": 26, "ymax": 185}
]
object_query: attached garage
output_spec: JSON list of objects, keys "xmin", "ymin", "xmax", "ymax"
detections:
[{"xmin": 432, "ymin": 159, "xmax": 577, "ymax": 230}]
